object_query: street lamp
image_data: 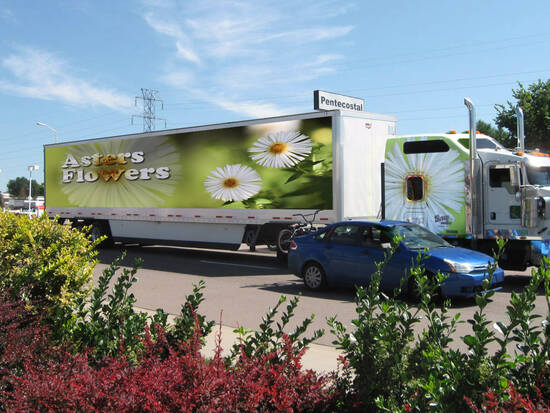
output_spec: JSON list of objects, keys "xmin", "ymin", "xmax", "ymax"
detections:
[
  {"xmin": 36, "ymin": 122, "xmax": 58, "ymax": 143},
  {"xmin": 27, "ymin": 165, "xmax": 39, "ymax": 215}
]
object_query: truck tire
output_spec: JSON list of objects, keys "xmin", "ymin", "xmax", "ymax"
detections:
[
  {"xmin": 243, "ymin": 228, "xmax": 257, "ymax": 252},
  {"xmin": 303, "ymin": 262, "xmax": 327, "ymax": 291},
  {"xmin": 90, "ymin": 221, "xmax": 114, "ymax": 248}
]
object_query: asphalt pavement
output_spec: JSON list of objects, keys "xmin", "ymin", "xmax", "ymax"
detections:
[{"xmin": 96, "ymin": 245, "xmax": 544, "ymax": 375}]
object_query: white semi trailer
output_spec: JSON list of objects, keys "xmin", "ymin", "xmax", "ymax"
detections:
[
  {"xmin": 45, "ymin": 100, "xmax": 550, "ymax": 269},
  {"xmin": 44, "ymin": 110, "xmax": 397, "ymax": 257}
]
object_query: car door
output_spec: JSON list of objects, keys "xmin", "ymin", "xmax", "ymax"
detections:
[
  {"xmin": 356, "ymin": 225, "xmax": 411, "ymax": 291},
  {"xmin": 355, "ymin": 225, "xmax": 390, "ymax": 287},
  {"xmin": 323, "ymin": 223, "xmax": 365, "ymax": 286},
  {"xmin": 485, "ymin": 163, "xmax": 522, "ymax": 226}
]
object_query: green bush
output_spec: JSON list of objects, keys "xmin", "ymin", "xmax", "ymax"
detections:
[
  {"xmin": 229, "ymin": 294, "xmax": 324, "ymax": 363},
  {"xmin": 53, "ymin": 253, "xmax": 216, "ymax": 363},
  {"xmin": 329, "ymin": 238, "xmax": 550, "ymax": 411},
  {"xmin": 0, "ymin": 213, "xmax": 98, "ymax": 312}
]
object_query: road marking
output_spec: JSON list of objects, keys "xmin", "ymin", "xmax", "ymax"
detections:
[{"xmin": 200, "ymin": 260, "xmax": 278, "ymax": 270}]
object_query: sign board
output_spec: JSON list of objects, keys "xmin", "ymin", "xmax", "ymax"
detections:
[
  {"xmin": 44, "ymin": 116, "xmax": 334, "ymax": 210},
  {"xmin": 314, "ymin": 90, "xmax": 364, "ymax": 112}
]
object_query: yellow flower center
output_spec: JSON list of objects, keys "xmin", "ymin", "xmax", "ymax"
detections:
[
  {"xmin": 269, "ymin": 142, "xmax": 288, "ymax": 155},
  {"xmin": 223, "ymin": 177, "xmax": 239, "ymax": 188}
]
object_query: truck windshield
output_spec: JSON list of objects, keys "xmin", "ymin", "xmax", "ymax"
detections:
[
  {"xmin": 388, "ymin": 223, "xmax": 451, "ymax": 250},
  {"xmin": 526, "ymin": 166, "xmax": 550, "ymax": 186}
]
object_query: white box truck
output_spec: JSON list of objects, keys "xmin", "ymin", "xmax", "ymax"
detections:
[{"xmin": 44, "ymin": 110, "xmax": 397, "ymax": 257}]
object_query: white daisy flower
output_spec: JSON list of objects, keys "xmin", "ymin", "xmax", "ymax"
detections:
[
  {"xmin": 204, "ymin": 164, "xmax": 262, "ymax": 202},
  {"xmin": 248, "ymin": 130, "xmax": 312, "ymax": 168},
  {"xmin": 385, "ymin": 140, "xmax": 465, "ymax": 233}
]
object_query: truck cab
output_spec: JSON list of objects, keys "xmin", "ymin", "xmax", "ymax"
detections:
[{"xmin": 384, "ymin": 131, "xmax": 550, "ymax": 270}]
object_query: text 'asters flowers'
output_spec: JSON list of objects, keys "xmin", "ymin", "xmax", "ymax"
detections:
[
  {"xmin": 204, "ymin": 164, "xmax": 262, "ymax": 202},
  {"xmin": 248, "ymin": 131, "xmax": 312, "ymax": 168}
]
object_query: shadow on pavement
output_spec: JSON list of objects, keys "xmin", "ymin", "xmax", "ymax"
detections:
[
  {"xmin": 96, "ymin": 244, "xmax": 289, "ymax": 278},
  {"xmin": 243, "ymin": 281, "xmax": 358, "ymax": 303},
  {"xmin": 500, "ymin": 273, "xmax": 547, "ymax": 295}
]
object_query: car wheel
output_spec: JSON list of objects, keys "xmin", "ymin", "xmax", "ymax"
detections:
[{"xmin": 303, "ymin": 262, "xmax": 327, "ymax": 291}]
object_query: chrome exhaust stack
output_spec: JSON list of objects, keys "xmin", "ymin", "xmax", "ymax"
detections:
[
  {"xmin": 464, "ymin": 97, "xmax": 478, "ymax": 167},
  {"xmin": 464, "ymin": 97, "xmax": 479, "ymax": 239},
  {"xmin": 516, "ymin": 105, "xmax": 525, "ymax": 151}
]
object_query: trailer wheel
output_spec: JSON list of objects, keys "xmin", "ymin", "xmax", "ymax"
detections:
[
  {"xmin": 244, "ymin": 228, "xmax": 257, "ymax": 252},
  {"xmin": 90, "ymin": 221, "xmax": 114, "ymax": 248}
]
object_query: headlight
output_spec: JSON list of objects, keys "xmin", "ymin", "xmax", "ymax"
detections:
[{"xmin": 443, "ymin": 259, "xmax": 475, "ymax": 273}]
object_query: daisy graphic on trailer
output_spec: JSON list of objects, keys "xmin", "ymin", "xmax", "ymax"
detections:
[
  {"xmin": 204, "ymin": 164, "xmax": 262, "ymax": 202},
  {"xmin": 248, "ymin": 131, "xmax": 312, "ymax": 168},
  {"xmin": 384, "ymin": 136, "xmax": 467, "ymax": 235}
]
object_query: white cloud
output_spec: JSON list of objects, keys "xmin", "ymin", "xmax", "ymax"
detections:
[
  {"xmin": 186, "ymin": 88, "xmax": 293, "ymax": 119},
  {"xmin": 144, "ymin": 13, "xmax": 200, "ymax": 64},
  {"xmin": 259, "ymin": 26, "xmax": 353, "ymax": 44},
  {"xmin": 0, "ymin": 8, "xmax": 15, "ymax": 22},
  {"xmin": 160, "ymin": 70, "xmax": 194, "ymax": 88},
  {"xmin": 0, "ymin": 47, "xmax": 132, "ymax": 110},
  {"xmin": 142, "ymin": 1, "xmax": 355, "ymax": 117}
]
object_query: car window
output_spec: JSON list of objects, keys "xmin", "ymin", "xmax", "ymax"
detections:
[
  {"xmin": 360, "ymin": 226, "xmax": 391, "ymax": 248},
  {"xmin": 389, "ymin": 223, "xmax": 451, "ymax": 250},
  {"xmin": 328, "ymin": 224, "xmax": 361, "ymax": 246},
  {"xmin": 314, "ymin": 227, "xmax": 329, "ymax": 241}
]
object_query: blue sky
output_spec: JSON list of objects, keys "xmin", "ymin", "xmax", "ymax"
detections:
[{"xmin": 1, "ymin": 0, "xmax": 550, "ymax": 192}]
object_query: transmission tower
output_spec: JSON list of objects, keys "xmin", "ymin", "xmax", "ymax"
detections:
[{"xmin": 132, "ymin": 88, "xmax": 166, "ymax": 132}]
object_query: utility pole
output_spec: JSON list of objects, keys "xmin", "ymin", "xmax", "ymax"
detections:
[{"xmin": 132, "ymin": 88, "xmax": 166, "ymax": 132}]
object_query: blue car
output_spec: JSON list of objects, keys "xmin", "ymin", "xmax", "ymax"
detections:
[{"xmin": 288, "ymin": 220, "xmax": 504, "ymax": 298}]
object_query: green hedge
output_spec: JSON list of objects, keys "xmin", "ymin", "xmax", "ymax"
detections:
[{"xmin": 0, "ymin": 213, "xmax": 98, "ymax": 311}]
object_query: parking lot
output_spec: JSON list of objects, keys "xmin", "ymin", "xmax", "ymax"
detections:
[{"xmin": 94, "ymin": 245, "xmax": 546, "ymax": 352}]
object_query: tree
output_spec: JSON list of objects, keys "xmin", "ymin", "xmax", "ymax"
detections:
[
  {"xmin": 7, "ymin": 177, "xmax": 44, "ymax": 199},
  {"xmin": 494, "ymin": 79, "xmax": 550, "ymax": 151},
  {"xmin": 476, "ymin": 119, "xmax": 515, "ymax": 148}
]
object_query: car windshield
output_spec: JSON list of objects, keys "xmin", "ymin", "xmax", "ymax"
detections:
[
  {"xmin": 388, "ymin": 224, "xmax": 451, "ymax": 250},
  {"xmin": 526, "ymin": 165, "xmax": 550, "ymax": 186}
]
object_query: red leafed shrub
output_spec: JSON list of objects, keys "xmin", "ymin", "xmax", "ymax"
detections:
[
  {"xmin": 0, "ymin": 290, "xmax": 54, "ymax": 394},
  {"xmin": 464, "ymin": 385, "xmax": 550, "ymax": 413},
  {"xmin": 2, "ymin": 325, "xmax": 339, "ymax": 412}
]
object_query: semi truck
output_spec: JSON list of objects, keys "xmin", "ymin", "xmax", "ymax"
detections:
[
  {"xmin": 44, "ymin": 100, "xmax": 550, "ymax": 269},
  {"xmin": 44, "ymin": 110, "xmax": 397, "ymax": 257},
  {"xmin": 383, "ymin": 99, "xmax": 550, "ymax": 270}
]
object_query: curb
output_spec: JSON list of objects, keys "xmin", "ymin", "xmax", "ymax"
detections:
[{"xmin": 134, "ymin": 306, "xmax": 342, "ymax": 374}]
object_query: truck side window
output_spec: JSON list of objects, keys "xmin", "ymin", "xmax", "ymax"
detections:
[
  {"xmin": 403, "ymin": 140, "xmax": 449, "ymax": 154},
  {"xmin": 489, "ymin": 167, "xmax": 515, "ymax": 194}
]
